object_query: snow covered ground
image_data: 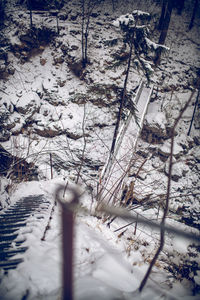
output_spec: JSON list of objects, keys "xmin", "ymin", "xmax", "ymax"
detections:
[{"xmin": 0, "ymin": 0, "xmax": 200, "ymax": 299}]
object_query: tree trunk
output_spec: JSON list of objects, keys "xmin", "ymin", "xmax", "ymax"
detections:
[
  {"xmin": 84, "ymin": 11, "xmax": 91, "ymax": 67},
  {"xmin": 154, "ymin": 0, "xmax": 173, "ymax": 65},
  {"xmin": 176, "ymin": 0, "xmax": 185, "ymax": 15},
  {"xmin": 27, "ymin": 0, "xmax": 33, "ymax": 29},
  {"xmin": 189, "ymin": 0, "xmax": 198, "ymax": 30},
  {"xmin": 110, "ymin": 32, "xmax": 134, "ymax": 155},
  {"xmin": 158, "ymin": 0, "xmax": 167, "ymax": 30},
  {"xmin": 56, "ymin": 12, "xmax": 59, "ymax": 35},
  {"xmin": 188, "ymin": 90, "xmax": 199, "ymax": 136},
  {"xmin": 81, "ymin": 0, "xmax": 85, "ymax": 66}
]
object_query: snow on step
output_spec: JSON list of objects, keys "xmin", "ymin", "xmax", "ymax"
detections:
[
  {"xmin": 99, "ymin": 81, "xmax": 153, "ymax": 204},
  {"xmin": 0, "ymin": 194, "xmax": 49, "ymax": 272}
]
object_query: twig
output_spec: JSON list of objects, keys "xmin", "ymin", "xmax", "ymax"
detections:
[
  {"xmin": 76, "ymin": 103, "xmax": 87, "ymax": 184},
  {"xmin": 138, "ymin": 89, "xmax": 196, "ymax": 292}
]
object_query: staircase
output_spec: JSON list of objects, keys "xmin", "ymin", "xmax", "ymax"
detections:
[{"xmin": 0, "ymin": 195, "xmax": 50, "ymax": 272}]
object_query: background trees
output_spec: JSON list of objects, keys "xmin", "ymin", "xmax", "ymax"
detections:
[
  {"xmin": 81, "ymin": 0, "xmax": 103, "ymax": 67},
  {"xmin": 0, "ymin": 0, "xmax": 6, "ymax": 26},
  {"xmin": 154, "ymin": 0, "xmax": 173, "ymax": 65}
]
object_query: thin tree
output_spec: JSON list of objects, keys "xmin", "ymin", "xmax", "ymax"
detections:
[
  {"xmin": 0, "ymin": 0, "xmax": 6, "ymax": 26},
  {"xmin": 154, "ymin": 0, "xmax": 173, "ymax": 65},
  {"xmin": 76, "ymin": 103, "xmax": 87, "ymax": 184},
  {"xmin": 188, "ymin": 89, "xmax": 199, "ymax": 136},
  {"xmin": 81, "ymin": 0, "xmax": 103, "ymax": 67},
  {"xmin": 157, "ymin": 0, "xmax": 167, "ymax": 30},
  {"xmin": 110, "ymin": 29, "xmax": 135, "ymax": 155},
  {"xmin": 27, "ymin": 0, "xmax": 33, "ymax": 29},
  {"xmin": 139, "ymin": 90, "xmax": 196, "ymax": 292}
]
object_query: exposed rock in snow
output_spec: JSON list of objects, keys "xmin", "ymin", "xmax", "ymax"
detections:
[
  {"xmin": 164, "ymin": 158, "xmax": 190, "ymax": 182},
  {"xmin": 158, "ymin": 139, "xmax": 184, "ymax": 159},
  {"xmin": 15, "ymin": 91, "xmax": 41, "ymax": 117},
  {"xmin": 142, "ymin": 111, "xmax": 168, "ymax": 142},
  {"xmin": 31, "ymin": 81, "xmax": 43, "ymax": 98},
  {"xmin": 34, "ymin": 126, "xmax": 63, "ymax": 138},
  {"xmin": 53, "ymin": 54, "xmax": 64, "ymax": 65}
]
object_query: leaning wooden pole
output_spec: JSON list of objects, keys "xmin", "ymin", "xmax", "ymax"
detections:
[{"xmin": 56, "ymin": 185, "xmax": 79, "ymax": 300}]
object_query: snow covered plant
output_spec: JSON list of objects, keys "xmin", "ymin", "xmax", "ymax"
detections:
[{"xmin": 113, "ymin": 10, "xmax": 169, "ymax": 82}]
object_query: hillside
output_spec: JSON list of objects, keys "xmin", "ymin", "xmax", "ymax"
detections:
[{"xmin": 0, "ymin": 0, "xmax": 200, "ymax": 299}]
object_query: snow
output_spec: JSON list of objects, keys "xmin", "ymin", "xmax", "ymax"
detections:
[
  {"xmin": 113, "ymin": 14, "xmax": 135, "ymax": 27},
  {"xmin": 0, "ymin": 0, "xmax": 200, "ymax": 299}
]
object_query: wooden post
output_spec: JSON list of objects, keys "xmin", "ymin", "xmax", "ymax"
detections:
[
  {"xmin": 56, "ymin": 186, "xmax": 79, "ymax": 300},
  {"xmin": 62, "ymin": 206, "xmax": 74, "ymax": 300}
]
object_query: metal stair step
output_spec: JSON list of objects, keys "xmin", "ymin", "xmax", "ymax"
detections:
[
  {"xmin": 0, "ymin": 228, "xmax": 19, "ymax": 235},
  {"xmin": 0, "ymin": 258, "xmax": 24, "ymax": 269},
  {"xmin": 0, "ymin": 247, "xmax": 28, "ymax": 260},
  {"xmin": 0, "ymin": 233, "xmax": 18, "ymax": 242},
  {"xmin": 0, "ymin": 222, "xmax": 26, "ymax": 230}
]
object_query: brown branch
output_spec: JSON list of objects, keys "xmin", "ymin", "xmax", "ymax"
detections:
[{"xmin": 139, "ymin": 89, "xmax": 196, "ymax": 292}]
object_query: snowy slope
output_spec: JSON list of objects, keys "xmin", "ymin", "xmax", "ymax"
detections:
[{"xmin": 0, "ymin": 0, "xmax": 200, "ymax": 299}]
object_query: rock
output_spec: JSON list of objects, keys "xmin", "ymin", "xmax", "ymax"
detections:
[
  {"xmin": 20, "ymin": 34, "xmax": 36, "ymax": 47},
  {"xmin": 40, "ymin": 58, "xmax": 47, "ymax": 65},
  {"xmin": 67, "ymin": 59, "xmax": 85, "ymax": 78},
  {"xmin": 177, "ymin": 133, "xmax": 194, "ymax": 152},
  {"xmin": 59, "ymin": 12, "xmax": 68, "ymax": 21},
  {"xmin": 0, "ymin": 104, "xmax": 25, "ymax": 137},
  {"xmin": 42, "ymin": 78, "xmax": 60, "ymax": 105},
  {"xmin": 0, "ymin": 129, "xmax": 10, "ymax": 142},
  {"xmin": 70, "ymin": 13, "xmax": 79, "ymax": 21},
  {"xmin": 164, "ymin": 158, "xmax": 189, "ymax": 182},
  {"xmin": 15, "ymin": 91, "xmax": 41, "ymax": 117},
  {"xmin": 91, "ymin": 12, "xmax": 99, "ymax": 18},
  {"xmin": 1, "ymin": 97, "xmax": 14, "ymax": 113},
  {"xmin": 16, "ymin": 90, "xmax": 23, "ymax": 97},
  {"xmin": 61, "ymin": 44, "xmax": 69, "ymax": 55},
  {"xmin": 69, "ymin": 89, "xmax": 75, "ymax": 96},
  {"xmin": 143, "ymin": 111, "xmax": 168, "ymax": 140},
  {"xmin": 53, "ymin": 55, "xmax": 64, "ymax": 64},
  {"xmin": 34, "ymin": 127, "xmax": 63, "ymax": 138},
  {"xmin": 70, "ymin": 45, "xmax": 79, "ymax": 51},
  {"xmin": 10, "ymin": 112, "xmax": 25, "ymax": 135},
  {"xmin": 7, "ymin": 66, "xmax": 15, "ymax": 75},
  {"xmin": 31, "ymin": 81, "xmax": 43, "ymax": 98},
  {"xmin": 103, "ymin": 38, "xmax": 118, "ymax": 47},
  {"xmin": 42, "ymin": 78, "xmax": 58, "ymax": 93},
  {"xmin": 0, "ymin": 145, "xmax": 38, "ymax": 181},
  {"xmin": 57, "ymin": 78, "xmax": 66, "ymax": 87},
  {"xmin": 158, "ymin": 139, "xmax": 184, "ymax": 159}
]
